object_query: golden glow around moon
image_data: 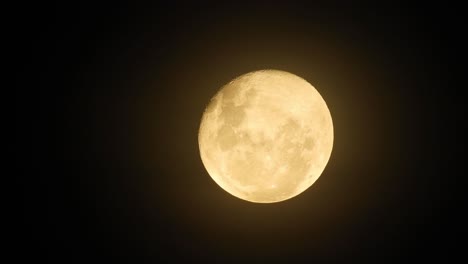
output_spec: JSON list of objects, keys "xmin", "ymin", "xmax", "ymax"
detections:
[{"xmin": 198, "ymin": 70, "xmax": 333, "ymax": 203}]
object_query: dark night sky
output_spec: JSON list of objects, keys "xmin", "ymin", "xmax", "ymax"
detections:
[{"xmin": 20, "ymin": 1, "xmax": 462, "ymax": 263}]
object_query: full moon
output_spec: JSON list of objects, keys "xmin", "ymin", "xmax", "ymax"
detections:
[{"xmin": 198, "ymin": 70, "xmax": 333, "ymax": 203}]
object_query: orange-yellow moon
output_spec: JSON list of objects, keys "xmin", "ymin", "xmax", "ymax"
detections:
[{"xmin": 198, "ymin": 70, "xmax": 333, "ymax": 203}]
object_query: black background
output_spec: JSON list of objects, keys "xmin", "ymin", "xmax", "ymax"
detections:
[{"xmin": 21, "ymin": 1, "xmax": 462, "ymax": 262}]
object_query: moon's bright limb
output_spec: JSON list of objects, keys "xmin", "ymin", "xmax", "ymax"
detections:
[{"xmin": 198, "ymin": 70, "xmax": 333, "ymax": 203}]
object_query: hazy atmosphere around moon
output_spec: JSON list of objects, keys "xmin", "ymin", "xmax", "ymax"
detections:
[{"xmin": 199, "ymin": 70, "xmax": 333, "ymax": 203}]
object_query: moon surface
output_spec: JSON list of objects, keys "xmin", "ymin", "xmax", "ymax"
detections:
[{"xmin": 198, "ymin": 70, "xmax": 333, "ymax": 203}]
